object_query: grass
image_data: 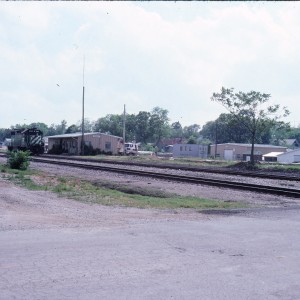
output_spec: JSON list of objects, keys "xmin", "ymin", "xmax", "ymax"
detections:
[
  {"xmin": 80, "ymin": 154, "xmax": 236, "ymax": 168},
  {"xmin": 258, "ymin": 163, "xmax": 300, "ymax": 172},
  {"xmin": 0, "ymin": 162, "xmax": 248, "ymax": 210}
]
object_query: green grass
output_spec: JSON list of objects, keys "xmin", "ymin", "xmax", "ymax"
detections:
[
  {"xmin": 1, "ymin": 165, "xmax": 47, "ymax": 190},
  {"xmin": 259, "ymin": 163, "xmax": 300, "ymax": 172},
  {"xmin": 0, "ymin": 162, "xmax": 248, "ymax": 210},
  {"xmin": 57, "ymin": 179, "xmax": 247, "ymax": 210},
  {"xmin": 79, "ymin": 154, "xmax": 235, "ymax": 168}
]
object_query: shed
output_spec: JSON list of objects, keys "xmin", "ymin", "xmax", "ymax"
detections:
[
  {"xmin": 277, "ymin": 148, "xmax": 300, "ymax": 163},
  {"xmin": 262, "ymin": 152, "xmax": 284, "ymax": 162},
  {"xmin": 47, "ymin": 132, "xmax": 123, "ymax": 155}
]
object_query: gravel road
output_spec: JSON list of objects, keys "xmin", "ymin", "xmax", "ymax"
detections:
[{"xmin": 1, "ymin": 159, "xmax": 300, "ymax": 299}]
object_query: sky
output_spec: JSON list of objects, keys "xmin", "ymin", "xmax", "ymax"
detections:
[{"xmin": 1, "ymin": 1, "xmax": 300, "ymax": 129}]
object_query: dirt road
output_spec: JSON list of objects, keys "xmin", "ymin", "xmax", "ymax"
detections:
[{"xmin": 1, "ymin": 178, "xmax": 300, "ymax": 299}]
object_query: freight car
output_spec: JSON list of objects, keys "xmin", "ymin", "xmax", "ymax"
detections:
[{"xmin": 8, "ymin": 128, "xmax": 45, "ymax": 155}]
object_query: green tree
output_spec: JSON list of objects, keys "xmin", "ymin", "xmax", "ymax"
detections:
[
  {"xmin": 0, "ymin": 128, "xmax": 11, "ymax": 141},
  {"xmin": 211, "ymin": 87, "xmax": 289, "ymax": 165},
  {"xmin": 94, "ymin": 114, "xmax": 123, "ymax": 136},
  {"xmin": 182, "ymin": 124, "xmax": 201, "ymax": 140},
  {"xmin": 65, "ymin": 124, "xmax": 79, "ymax": 134},
  {"xmin": 170, "ymin": 121, "xmax": 183, "ymax": 138},
  {"xmin": 28, "ymin": 122, "xmax": 49, "ymax": 135},
  {"xmin": 135, "ymin": 111, "xmax": 151, "ymax": 143},
  {"xmin": 149, "ymin": 107, "xmax": 170, "ymax": 145},
  {"xmin": 286, "ymin": 125, "xmax": 300, "ymax": 143},
  {"xmin": 201, "ymin": 113, "xmax": 252, "ymax": 144},
  {"xmin": 124, "ymin": 114, "xmax": 137, "ymax": 142}
]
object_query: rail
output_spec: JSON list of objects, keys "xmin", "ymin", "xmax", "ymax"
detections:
[{"xmin": 31, "ymin": 157, "xmax": 300, "ymax": 198}]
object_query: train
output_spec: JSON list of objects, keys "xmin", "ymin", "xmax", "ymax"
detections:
[{"xmin": 8, "ymin": 128, "xmax": 45, "ymax": 155}]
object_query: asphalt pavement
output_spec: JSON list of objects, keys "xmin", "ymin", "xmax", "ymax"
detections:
[{"xmin": 1, "ymin": 207, "xmax": 300, "ymax": 300}]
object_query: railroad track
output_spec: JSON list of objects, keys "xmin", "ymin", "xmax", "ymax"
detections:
[
  {"xmin": 1, "ymin": 152, "xmax": 299, "ymax": 181},
  {"xmin": 31, "ymin": 157, "xmax": 300, "ymax": 198},
  {"xmin": 41, "ymin": 154, "xmax": 300, "ymax": 182}
]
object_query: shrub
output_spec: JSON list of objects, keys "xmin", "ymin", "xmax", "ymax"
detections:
[
  {"xmin": 7, "ymin": 150, "xmax": 31, "ymax": 170},
  {"xmin": 48, "ymin": 144, "xmax": 64, "ymax": 155}
]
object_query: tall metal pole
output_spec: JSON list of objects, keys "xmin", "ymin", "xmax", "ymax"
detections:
[
  {"xmin": 81, "ymin": 56, "xmax": 85, "ymax": 155},
  {"xmin": 123, "ymin": 104, "xmax": 126, "ymax": 147}
]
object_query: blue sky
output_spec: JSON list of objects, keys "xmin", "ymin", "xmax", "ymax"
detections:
[{"xmin": 1, "ymin": 1, "xmax": 299, "ymax": 129}]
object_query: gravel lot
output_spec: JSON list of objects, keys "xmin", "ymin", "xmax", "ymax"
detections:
[{"xmin": 1, "ymin": 158, "xmax": 300, "ymax": 299}]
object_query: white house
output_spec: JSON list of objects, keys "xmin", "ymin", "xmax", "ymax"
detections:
[{"xmin": 277, "ymin": 149, "xmax": 300, "ymax": 163}]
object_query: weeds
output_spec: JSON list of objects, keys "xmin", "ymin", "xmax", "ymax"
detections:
[{"xmin": 0, "ymin": 162, "xmax": 248, "ymax": 210}]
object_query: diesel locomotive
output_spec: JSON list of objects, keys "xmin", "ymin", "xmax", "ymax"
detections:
[{"xmin": 8, "ymin": 128, "xmax": 45, "ymax": 155}]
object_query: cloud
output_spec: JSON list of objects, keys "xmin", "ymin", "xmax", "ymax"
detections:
[{"xmin": 0, "ymin": 2, "xmax": 299, "ymax": 129}]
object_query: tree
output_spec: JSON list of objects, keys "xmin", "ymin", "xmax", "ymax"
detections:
[
  {"xmin": 94, "ymin": 114, "xmax": 123, "ymax": 136},
  {"xmin": 183, "ymin": 124, "xmax": 201, "ymax": 140},
  {"xmin": 149, "ymin": 107, "xmax": 170, "ymax": 145},
  {"xmin": 29, "ymin": 122, "xmax": 49, "ymax": 135},
  {"xmin": 135, "ymin": 111, "xmax": 151, "ymax": 143},
  {"xmin": 200, "ymin": 113, "xmax": 251, "ymax": 144},
  {"xmin": 76, "ymin": 118, "xmax": 94, "ymax": 133},
  {"xmin": 56, "ymin": 120, "xmax": 67, "ymax": 135},
  {"xmin": 211, "ymin": 87, "xmax": 289, "ymax": 165},
  {"xmin": 124, "ymin": 114, "xmax": 137, "ymax": 142},
  {"xmin": 170, "ymin": 121, "xmax": 183, "ymax": 138},
  {"xmin": 65, "ymin": 124, "xmax": 79, "ymax": 134},
  {"xmin": 0, "ymin": 128, "xmax": 11, "ymax": 141}
]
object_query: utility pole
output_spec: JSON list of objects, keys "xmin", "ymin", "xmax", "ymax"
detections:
[
  {"xmin": 214, "ymin": 120, "xmax": 218, "ymax": 159},
  {"xmin": 81, "ymin": 56, "xmax": 85, "ymax": 156}
]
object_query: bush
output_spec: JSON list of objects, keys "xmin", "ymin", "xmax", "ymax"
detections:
[
  {"xmin": 7, "ymin": 150, "xmax": 31, "ymax": 170},
  {"xmin": 48, "ymin": 144, "xmax": 63, "ymax": 155}
]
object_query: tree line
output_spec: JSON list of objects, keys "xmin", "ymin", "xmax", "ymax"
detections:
[
  {"xmin": 1, "ymin": 89, "xmax": 299, "ymax": 156},
  {"xmin": 0, "ymin": 107, "xmax": 201, "ymax": 147}
]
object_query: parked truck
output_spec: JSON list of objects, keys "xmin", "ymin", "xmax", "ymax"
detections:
[{"xmin": 119, "ymin": 142, "xmax": 139, "ymax": 155}]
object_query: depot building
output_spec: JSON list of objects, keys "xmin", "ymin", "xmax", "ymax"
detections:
[{"xmin": 47, "ymin": 132, "xmax": 123, "ymax": 155}]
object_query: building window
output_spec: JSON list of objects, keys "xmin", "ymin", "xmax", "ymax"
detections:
[
  {"xmin": 180, "ymin": 146, "xmax": 183, "ymax": 151},
  {"xmin": 105, "ymin": 142, "xmax": 111, "ymax": 150}
]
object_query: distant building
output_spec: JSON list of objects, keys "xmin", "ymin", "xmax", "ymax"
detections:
[
  {"xmin": 210, "ymin": 143, "xmax": 287, "ymax": 161},
  {"xmin": 277, "ymin": 149, "xmax": 300, "ymax": 163},
  {"xmin": 173, "ymin": 144, "xmax": 208, "ymax": 158},
  {"xmin": 157, "ymin": 138, "xmax": 184, "ymax": 151},
  {"xmin": 280, "ymin": 139, "xmax": 299, "ymax": 149}
]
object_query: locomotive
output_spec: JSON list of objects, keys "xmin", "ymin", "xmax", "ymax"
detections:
[{"xmin": 8, "ymin": 128, "xmax": 45, "ymax": 155}]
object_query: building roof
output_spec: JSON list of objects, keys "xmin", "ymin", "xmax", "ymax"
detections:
[
  {"xmin": 263, "ymin": 152, "xmax": 284, "ymax": 157},
  {"xmin": 277, "ymin": 148, "xmax": 300, "ymax": 157},
  {"xmin": 213, "ymin": 143, "xmax": 287, "ymax": 149},
  {"xmin": 282, "ymin": 139, "xmax": 299, "ymax": 146}
]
